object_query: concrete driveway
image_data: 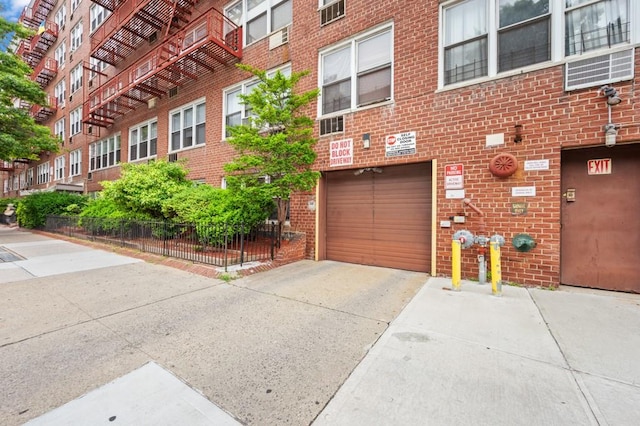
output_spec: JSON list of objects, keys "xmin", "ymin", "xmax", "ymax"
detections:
[{"xmin": 0, "ymin": 227, "xmax": 427, "ymax": 425}]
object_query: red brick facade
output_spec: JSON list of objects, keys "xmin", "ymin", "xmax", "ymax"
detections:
[{"xmin": 4, "ymin": 0, "xmax": 640, "ymax": 288}]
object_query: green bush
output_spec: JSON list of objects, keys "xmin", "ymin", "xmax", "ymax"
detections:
[
  {"xmin": 16, "ymin": 192, "xmax": 88, "ymax": 228},
  {"xmin": 0, "ymin": 197, "xmax": 19, "ymax": 212}
]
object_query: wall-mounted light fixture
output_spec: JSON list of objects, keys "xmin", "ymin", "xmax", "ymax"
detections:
[
  {"xmin": 599, "ymin": 85, "xmax": 622, "ymax": 147},
  {"xmin": 514, "ymin": 124, "xmax": 523, "ymax": 143},
  {"xmin": 353, "ymin": 167, "xmax": 383, "ymax": 176},
  {"xmin": 362, "ymin": 133, "xmax": 371, "ymax": 149}
]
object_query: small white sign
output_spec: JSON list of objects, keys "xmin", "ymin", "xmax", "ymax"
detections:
[
  {"xmin": 587, "ymin": 158, "xmax": 612, "ymax": 175},
  {"xmin": 329, "ymin": 138, "xmax": 353, "ymax": 167},
  {"xmin": 512, "ymin": 186, "xmax": 536, "ymax": 197},
  {"xmin": 385, "ymin": 131, "xmax": 416, "ymax": 157},
  {"xmin": 524, "ymin": 159, "xmax": 549, "ymax": 171},
  {"xmin": 444, "ymin": 163, "xmax": 464, "ymax": 190},
  {"xmin": 446, "ymin": 189, "xmax": 466, "ymax": 199},
  {"xmin": 485, "ymin": 133, "xmax": 505, "ymax": 147}
]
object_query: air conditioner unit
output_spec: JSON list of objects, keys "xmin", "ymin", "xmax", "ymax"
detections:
[
  {"xmin": 269, "ymin": 26, "xmax": 290, "ymax": 50},
  {"xmin": 320, "ymin": 0, "xmax": 345, "ymax": 26},
  {"xmin": 87, "ymin": 172, "xmax": 93, "ymax": 180},
  {"xmin": 565, "ymin": 49, "xmax": 634, "ymax": 91},
  {"xmin": 148, "ymin": 97, "xmax": 158, "ymax": 108},
  {"xmin": 168, "ymin": 153, "xmax": 178, "ymax": 162}
]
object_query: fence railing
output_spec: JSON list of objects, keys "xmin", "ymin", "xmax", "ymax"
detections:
[{"xmin": 45, "ymin": 216, "xmax": 277, "ymax": 271}]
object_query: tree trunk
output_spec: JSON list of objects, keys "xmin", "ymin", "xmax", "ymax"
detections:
[{"xmin": 275, "ymin": 197, "xmax": 288, "ymax": 248}]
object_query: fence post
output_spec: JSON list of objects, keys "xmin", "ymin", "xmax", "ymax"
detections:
[
  {"xmin": 270, "ymin": 223, "xmax": 275, "ymax": 260},
  {"xmin": 163, "ymin": 221, "xmax": 168, "ymax": 257},
  {"xmin": 119, "ymin": 219, "xmax": 125, "ymax": 247},
  {"xmin": 240, "ymin": 222, "xmax": 245, "ymax": 266},
  {"xmin": 223, "ymin": 223, "xmax": 228, "ymax": 272}
]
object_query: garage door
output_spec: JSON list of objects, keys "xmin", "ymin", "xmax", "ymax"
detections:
[{"xmin": 325, "ymin": 162, "xmax": 432, "ymax": 272}]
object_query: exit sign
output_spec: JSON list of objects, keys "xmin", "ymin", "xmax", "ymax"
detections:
[{"xmin": 587, "ymin": 158, "xmax": 611, "ymax": 175}]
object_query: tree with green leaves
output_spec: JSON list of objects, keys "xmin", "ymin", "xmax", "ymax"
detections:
[
  {"xmin": 0, "ymin": 17, "xmax": 60, "ymax": 162},
  {"xmin": 224, "ymin": 64, "xmax": 320, "ymax": 242}
]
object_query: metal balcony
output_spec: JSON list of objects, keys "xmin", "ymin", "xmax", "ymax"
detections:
[
  {"xmin": 90, "ymin": 0, "xmax": 200, "ymax": 66},
  {"xmin": 31, "ymin": 95, "xmax": 58, "ymax": 122},
  {"xmin": 31, "ymin": 57, "xmax": 58, "ymax": 88},
  {"xmin": 18, "ymin": 20, "xmax": 59, "ymax": 69},
  {"xmin": 84, "ymin": 7, "xmax": 242, "ymax": 127},
  {"xmin": 19, "ymin": 0, "xmax": 57, "ymax": 30}
]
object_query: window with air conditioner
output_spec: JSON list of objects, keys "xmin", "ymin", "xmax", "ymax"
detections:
[
  {"xmin": 320, "ymin": 25, "xmax": 392, "ymax": 116},
  {"xmin": 320, "ymin": 0, "xmax": 345, "ymax": 26},
  {"xmin": 225, "ymin": 0, "xmax": 292, "ymax": 46},
  {"xmin": 129, "ymin": 119, "xmax": 158, "ymax": 161},
  {"xmin": 439, "ymin": 0, "xmax": 635, "ymax": 89},
  {"xmin": 223, "ymin": 64, "xmax": 291, "ymax": 137}
]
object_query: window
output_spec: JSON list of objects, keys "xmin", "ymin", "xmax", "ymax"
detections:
[
  {"xmin": 54, "ymin": 156, "xmax": 65, "ymax": 181},
  {"xmin": 55, "ymin": 41, "xmax": 66, "ymax": 68},
  {"xmin": 90, "ymin": 4, "xmax": 109, "ymax": 33},
  {"xmin": 70, "ymin": 149, "xmax": 81, "ymax": 176},
  {"xmin": 70, "ymin": 64, "xmax": 83, "ymax": 93},
  {"xmin": 55, "ymin": 80, "xmax": 66, "ymax": 108},
  {"xmin": 89, "ymin": 57, "xmax": 108, "ymax": 80},
  {"xmin": 37, "ymin": 163, "xmax": 50, "ymax": 185},
  {"xmin": 224, "ymin": 65, "xmax": 291, "ymax": 137},
  {"xmin": 440, "ymin": 0, "xmax": 634, "ymax": 87},
  {"xmin": 129, "ymin": 119, "xmax": 158, "ymax": 161},
  {"xmin": 55, "ymin": 5, "xmax": 67, "ymax": 30},
  {"xmin": 320, "ymin": 27, "xmax": 392, "ymax": 115},
  {"xmin": 90, "ymin": 134, "xmax": 121, "ymax": 171},
  {"xmin": 27, "ymin": 168, "xmax": 34, "ymax": 187},
  {"xmin": 565, "ymin": 0, "xmax": 629, "ymax": 56},
  {"xmin": 19, "ymin": 172, "xmax": 26, "ymax": 190},
  {"xmin": 170, "ymin": 99, "xmax": 206, "ymax": 151},
  {"xmin": 224, "ymin": 0, "xmax": 292, "ymax": 45},
  {"xmin": 71, "ymin": 0, "xmax": 81, "ymax": 12},
  {"xmin": 55, "ymin": 118, "xmax": 65, "ymax": 141},
  {"xmin": 70, "ymin": 107, "xmax": 82, "ymax": 135},
  {"xmin": 70, "ymin": 22, "xmax": 83, "ymax": 51}
]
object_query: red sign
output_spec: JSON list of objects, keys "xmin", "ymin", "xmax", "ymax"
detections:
[
  {"xmin": 444, "ymin": 163, "xmax": 464, "ymax": 189},
  {"xmin": 386, "ymin": 135, "xmax": 396, "ymax": 145},
  {"xmin": 587, "ymin": 158, "xmax": 611, "ymax": 175}
]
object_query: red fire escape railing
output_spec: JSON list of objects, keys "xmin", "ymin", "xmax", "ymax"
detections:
[
  {"xmin": 17, "ymin": 20, "xmax": 59, "ymax": 69},
  {"xmin": 84, "ymin": 7, "xmax": 242, "ymax": 127},
  {"xmin": 19, "ymin": 0, "xmax": 57, "ymax": 30},
  {"xmin": 31, "ymin": 57, "xmax": 58, "ymax": 88},
  {"xmin": 90, "ymin": 0, "xmax": 200, "ymax": 66},
  {"xmin": 30, "ymin": 94, "xmax": 58, "ymax": 122}
]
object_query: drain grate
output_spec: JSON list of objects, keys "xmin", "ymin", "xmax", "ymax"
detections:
[{"xmin": 0, "ymin": 246, "xmax": 24, "ymax": 262}]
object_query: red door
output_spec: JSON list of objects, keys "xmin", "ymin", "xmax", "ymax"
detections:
[{"xmin": 561, "ymin": 144, "xmax": 640, "ymax": 293}]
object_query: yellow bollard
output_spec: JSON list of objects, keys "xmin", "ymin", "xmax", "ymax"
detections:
[
  {"xmin": 490, "ymin": 241, "xmax": 502, "ymax": 297},
  {"xmin": 452, "ymin": 239, "xmax": 461, "ymax": 291}
]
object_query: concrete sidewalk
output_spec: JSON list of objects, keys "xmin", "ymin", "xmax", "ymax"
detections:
[
  {"xmin": 3, "ymin": 226, "xmax": 640, "ymax": 425},
  {"xmin": 315, "ymin": 279, "xmax": 640, "ymax": 426}
]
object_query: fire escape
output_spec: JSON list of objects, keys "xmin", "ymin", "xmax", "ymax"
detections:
[
  {"xmin": 17, "ymin": 1, "xmax": 59, "ymax": 122},
  {"xmin": 85, "ymin": 1, "xmax": 242, "ymax": 127}
]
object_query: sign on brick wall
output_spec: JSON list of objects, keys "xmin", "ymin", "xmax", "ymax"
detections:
[
  {"xmin": 385, "ymin": 132, "xmax": 416, "ymax": 157},
  {"xmin": 329, "ymin": 138, "xmax": 353, "ymax": 167}
]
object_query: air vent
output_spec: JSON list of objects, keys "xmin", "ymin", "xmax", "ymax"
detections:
[
  {"xmin": 88, "ymin": 79, "xmax": 93, "ymax": 88},
  {"xmin": 169, "ymin": 87, "xmax": 178, "ymax": 98},
  {"xmin": 269, "ymin": 26, "xmax": 289, "ymax": 50},
  {"xmin": 168, "ymin": 153, "xmax": 178, "ymax": 162},
  {"xmin": 87, "ymin": 172, "xmax": 92, "ymax": 180},
  {"xmin": 320, "ymin": 0, "xmax": 345, "ymax": 26},
  {"xmin": 320, "ymin": 116, "xmax": 344, "ymax": 135},
  {"xmin": 148, "ymin": 31, "xmax": 158, "ymax": 44},
  {"xmin": 69, "ymin": 95, "xmax": 72, "ymax": 102},
  {"xmin": 87, "ymin": 125, "xmax": 92, "ymax": 134},
  {"xmin": 565, "ymin": 49, "xmax": 634, "ymax": 91}
]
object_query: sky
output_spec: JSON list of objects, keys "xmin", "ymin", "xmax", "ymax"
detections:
[{"xmin": 1, "ymin": 0, "xmax": 31, "ymax": 22}]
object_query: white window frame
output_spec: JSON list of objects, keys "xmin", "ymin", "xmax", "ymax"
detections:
[
  {"xmin": 169, "ymin": 98, "xmax": 206, "ymax": 152},
  {"xmin": 37, "ymin": 163, "xmax": 50, "ymax": 185},
  {"xmin": 90, "ymin": 4, "xmax": 109, "ymax": 33},
  {"xmin": 318, "ymin": 24, "xmax": 393, "ymax": 117},
  {"xmin": 225, "ymin": 0, "xmax": 292, "ymax": 46},
  {"xmin": 55, "ymin": 79, "xmax": 66, "ymax": 108},
  {"xmin": 70, "ymin": 21, "xmax": 83, "ymax": 52},
  {"xmin": 55, "ymin": 117, "xmax": 65, "ymax": 141},
  {"xmin": 70, "ymin": 107, "xmax": 82, "ymax": 136},
  {"xmin": 27, "ymin": 168, "xmax": 34, "ymax": 187},
  {"xmin": 71, "ymin": 0, "xmax": 81, "ymax": 12},
  {"xmin": 69, "ymin": 149, "xmax": 81, "ymax": 177},
  {"xmin": 55, "ymin": 41, "xmax": 66, "ymax": 69},
  {"xmin": 54, "ymin": 156, "xmax": 66, "ymax": 181},
  {"xmin": 438, "ymin": 0, "xmax": 638, "ymax": 89},
  {"xmin": 129, "ymin": 118, "xmax": 158, "ymax": 161},
  {"xmin": 55, "ymin": 5, "xmax": 67, "ymax": 30},
  {"xmin": 89, "ymin": 134, "xmax": 121, "ymax": 171},
  {"xmin": 70, "ymin": 64, "xmax": 83, "ymax": 93},
  {"xmin": 223, "ymin": 64, "xmax": 291, "ymax": 137},
  {"xmin": 89, "ymin": 57, "xmax": 108, "ymax": 80}
]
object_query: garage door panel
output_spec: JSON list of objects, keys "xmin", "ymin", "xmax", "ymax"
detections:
[{"xmin": 326, "ymin": 162, "xmax": 432, "ymax": 273}]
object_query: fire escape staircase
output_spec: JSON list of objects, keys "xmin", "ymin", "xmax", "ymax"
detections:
[
  {"xmin": 90, "ymin": 0, "xmax": 203, "ymax": 66},
  {"xmin": 19, "ymin": 0, "xmax": 57, "ymax": 30},
  {"xmin": 31, "ymin": 57, "xmax": 58, "ymax": 88},
  {"xmin": 31, "ymin": 94, "xmax": 58, "ymax": 122},
  {"xmin": 16, "ymin": 20, "xmax": 58, "ymax": 69},
  {"xmin": 84, "ymin": 7, "xmax": 242, "ymax": 127}
]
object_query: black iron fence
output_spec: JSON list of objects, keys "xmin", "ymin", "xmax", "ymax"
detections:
[{"xmin": 45, "ymin": 215, "xmax": 277, "ymax": 270}]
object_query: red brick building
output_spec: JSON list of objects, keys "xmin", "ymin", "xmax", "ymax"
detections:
[{"xmin": 3, "ymin": 0, "xmax": 640, "ymax": 292}]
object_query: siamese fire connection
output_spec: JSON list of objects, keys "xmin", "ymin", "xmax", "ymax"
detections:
[{"xmin": 451, "ymin": 199, "xmax": 505, "ymax": 296}]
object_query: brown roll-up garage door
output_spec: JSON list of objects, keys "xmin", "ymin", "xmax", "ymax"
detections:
[{"xmin": 325, "ymin": 162, "xmax": 432, "ymax": 272}]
